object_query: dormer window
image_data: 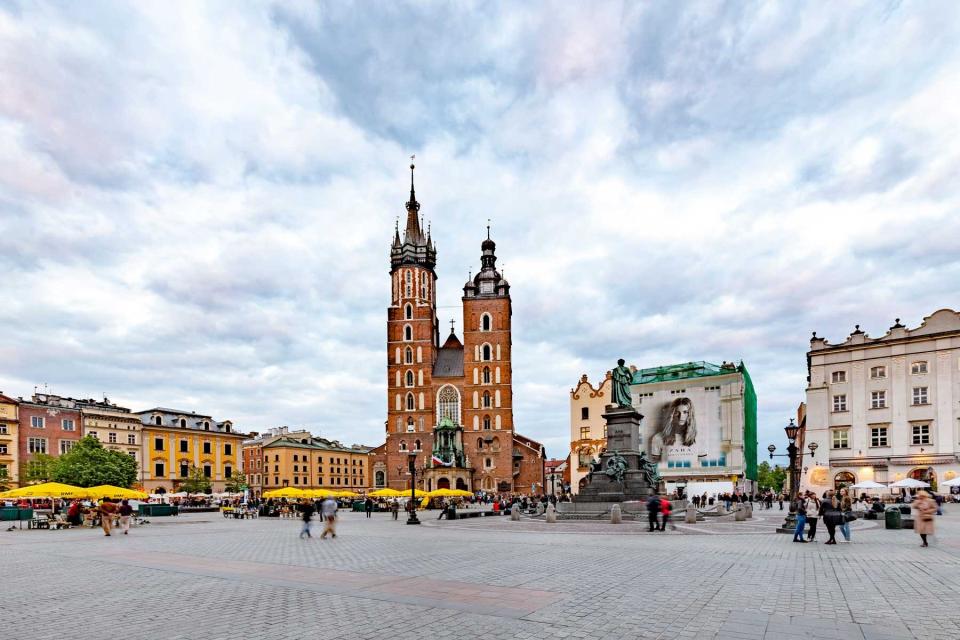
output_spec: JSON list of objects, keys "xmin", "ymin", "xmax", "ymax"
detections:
[
  {"xmin": 179, "ymin": 418, "xmax": 187, "ymax": 428},
  {"xmin": 204, "ymin": 422, "xmax": 210, "ymax": 431},
  {"xmin": 225, "ymin": 424, "xmax": 231, "ymax": 433},
  {"xmin": 154, "ymin": 415, "xmax": 162, "ymax": 426}
]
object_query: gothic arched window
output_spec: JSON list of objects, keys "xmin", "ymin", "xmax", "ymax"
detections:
[
  {"xmin": 437, "ymin": 385, "xmax": 461, "ymax": 424},
  {"xmin": 482, "ymin": 344, "xmax": 492, "ymax": 361},
  {"xmin": 406, "ymin": 393, "xmax": 415, "ymax": 411},
  {"xmin": 483, "ymin": 366, "xmax": 491, "ymax": 384},
  {"xmin": 400, "ymin": 441, "xmax": 407, "ymax": 451},
  {"xmin": 405, "ymin": 347, "xmax": 413, "ymax": 364},
  {"xmin": 405, "ymin": 370, "xmax": 414, "ymax": 387},
  {"xmin": 477, "ymin": 438, "xmax": 484, "ymax": 449},
  {"xmin": 404, "ymin": 325, "xmax": 413, "ymax": 341},
  {"xmin": 481, "ymin": 313, "xmax": 491, "ymax": 331},
  {"xmin": 404, "ymin": 304, "xmax": 413, "ymax": 320},
  {"xmin": 482, "ymin": 391, "xmax": 491, "ymax": 408},
  {"xmin": 404, "ymin": 270, "xmax": 412, "ymax": 297},
  {"xmin": 414, "ymin": 439, "xmax": 421, "ymax": 451},
  {"xmin": 375, "ymin": 470, "xmax": 385, "ymax": 487},
  {"xmin": 483, "ymin": 415, "xmax": 491, "ymax": 430}
]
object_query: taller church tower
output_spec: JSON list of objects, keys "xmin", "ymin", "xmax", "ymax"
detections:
[{"xmin": 386, "ymin": 164, "xmax": 438, "ymax": 479}]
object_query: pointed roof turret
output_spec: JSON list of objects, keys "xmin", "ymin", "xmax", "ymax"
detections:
[{"xmin": 391, "ymin": 161, "xmax": 436, "ymax": 272}]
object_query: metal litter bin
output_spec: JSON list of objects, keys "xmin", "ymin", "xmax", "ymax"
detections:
[{"xmin": 885, "ymin": 507, "xmax": 901, "ymax": 529}]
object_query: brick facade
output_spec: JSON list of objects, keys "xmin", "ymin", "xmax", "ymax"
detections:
[{"xmin": 18, "ymin": 397, "xmax": 83, "ymax": 476}]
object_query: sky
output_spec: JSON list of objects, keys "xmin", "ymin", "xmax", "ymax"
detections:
[{"xmin": 2, "ymin": 1, "xmax": 959, "ymax": 461}]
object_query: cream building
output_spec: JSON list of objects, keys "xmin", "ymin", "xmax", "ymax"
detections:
[
  {"xmin": 0, "ymin": 393, "xmax": 19, "ymax": 488},
  {"xmin": 569, "ymin": 372, "xmax": 613, "ymax": 495},
  {"xmin": 78, "ymin": 398, "xmax": 142, "ymax": 464},
  {"xmin": 803, "ymin": 309, "xmax": 960, "ymax": 493}
]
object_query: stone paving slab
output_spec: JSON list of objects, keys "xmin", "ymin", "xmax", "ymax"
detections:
[{"xmin": 1, "ymin": 507, "xmax": 957, "ymax": 639}]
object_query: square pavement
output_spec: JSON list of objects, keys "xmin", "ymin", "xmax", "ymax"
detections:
[{"xmin": 1, "ymin": 506, "xmax": 958, "ymax": 639}]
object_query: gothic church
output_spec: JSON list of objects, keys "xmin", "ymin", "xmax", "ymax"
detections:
[{"xmin": 370, "ymin": 166, "xmax": 545, "ymax": 495}]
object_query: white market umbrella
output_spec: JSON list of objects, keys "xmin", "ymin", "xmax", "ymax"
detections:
[
  {"xmin": 940, "ymin": 477, "xmax": 960, "ymax": 488},
  {"xmin": 850, "ymin": 481, "xmax": 887, "ymax": 490},
  {"xmin": 888, "ymin": 478, "xmax": 929, "ymax": 489}
]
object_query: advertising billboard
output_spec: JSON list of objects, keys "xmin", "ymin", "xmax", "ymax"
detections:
[{"xmin": 642, "ymin": 388, "xmax": 728, "ymax": 475}]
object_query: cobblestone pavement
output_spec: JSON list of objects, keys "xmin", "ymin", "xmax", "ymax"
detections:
[{"xmin": 2, "ymin": 506, "xmax": 958, "ymax": 639}]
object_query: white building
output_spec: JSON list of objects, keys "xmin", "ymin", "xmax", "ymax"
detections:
[{"xmin": 803, "ymin": 309, "xmax": 960, "ymax": 494}]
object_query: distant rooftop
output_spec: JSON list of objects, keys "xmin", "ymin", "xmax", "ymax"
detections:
[{"xmin": 632, "ymin": 361, "xmax": 740, "ymax": 385}]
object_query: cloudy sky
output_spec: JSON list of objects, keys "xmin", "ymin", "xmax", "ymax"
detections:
[{"xmin": 2, "ymin": 1, "xmax": 959, "ymax": 460}]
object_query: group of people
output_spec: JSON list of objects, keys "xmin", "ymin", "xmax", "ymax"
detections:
[
  {"xmin": 64, "ymin": 497, "xmax": 136, "ymax": 536},
  {"xmin": 297, "ymin": 496, "xmax": 340, "ymax": 539},
  {"xmin": 792, "ymin": 488, "xmax": 939, "ymax": 547},
  {"xmin": 646, "ymin": 494, "xmax": 674, "ymax": 531}
]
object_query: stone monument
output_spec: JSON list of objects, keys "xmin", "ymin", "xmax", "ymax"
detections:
[{"xmin": 561, "ymin": 359, "xmax": 662, "ymax": 516}]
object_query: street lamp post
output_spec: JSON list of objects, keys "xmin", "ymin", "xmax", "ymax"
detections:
[
  {"xmin": 406, "ymin": 452, "xmax": 421, "ymax": 525},
  {"xmin": 768, "ymin": 418, "xmax": 818, "ymax": 533}
]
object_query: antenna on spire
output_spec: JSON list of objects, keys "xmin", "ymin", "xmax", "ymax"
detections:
[{"xmin": 487, "ymin": 218, "xmax": 491, "ymax": 239}]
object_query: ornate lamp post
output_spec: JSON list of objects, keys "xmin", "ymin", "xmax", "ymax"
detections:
[
  {"xmin": 768, "ymin": 419, "xmax": 818, "ymax": 533},
  {"xmin": 406, "ymin": 451, "xmax": 421, "ymax": 525}
]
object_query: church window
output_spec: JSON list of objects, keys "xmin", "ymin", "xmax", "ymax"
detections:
[
  {"xmin": 414, "ymin": 439, "xmax": 421, "ymax": 451},
  {"xmin": 477, "ymin": 438, "xmax": 483, "ymax": 449},
  {"xmin": 420, "ymin": 279, "xmax": 427, "ymax": 299},
  {"xmin": 483, "ymin": 416, "xmax": 491, "ymax": 430},
  {"xmin": 404, "ymin": 304, "xmax": 413, "ymax": 320},
  {"xmin": 485, "ymin": 457, "xmax": 492, "ymax": 468},
  {"xmin": 406, "ymin": 370, "xmax": 414, "ymax": 387},
  {"xmin": 406, "ymin": 393, "xmax": 415, "ymax": 411},
  {"xmin": 481, "ymin": 313, "xmax": 491, "ymax": 331},
  {"xmin": 437, "ymin": 385, "xmax": 461, "ymax": 424},
  {"xmin": 405, "ymin": 347, "xmax": 413, "ymax": 364},
  {"xmin": 483, "ymin": 367, "xmax": 491, "ymax": 384},
  {"xmin": 405, "ymin": 270, "xmax": 412, "ymax": 297},
  {"xmin": 400, "ymin": 441, "xmax": 407, "ymax": 452},
  {"xmin": 483, "ymin": 391, "xmax": 491, "ymax": 408},
  {"xmin": 404, "ymin": 325, "xmax": 413, "ymax": 341},
  {"xmin": 482, "ymin": 344, "xmax": 492, "ymax": 361},
  {"xmin": 407, "ymin": 418, "xmax": 415, "ymax": 433},
  {"xmin": 375, "ymin": 470, "xmax": 385, "ymax": 487}
]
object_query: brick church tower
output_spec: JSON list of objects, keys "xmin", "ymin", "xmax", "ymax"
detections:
[{"xmin": 374, "ymin": 165, "xmax": 544, "ymax": 495}]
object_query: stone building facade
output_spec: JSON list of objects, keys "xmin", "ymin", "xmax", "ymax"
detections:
[
  {"xmin": 17, "ymin": 393, "xmax": 83, "ymax": 480},
  {"xmin": 802, "ymin": 309, "xmax": 960, "ymax": 494},
  {"xmin": 0, "ymin": 393, "xmax": 19, "ymax": 488},
  {"xmin": 568, "ymin": 372, "xmax": 613, "ymax": 495},
  {"xmin": 374, "ymin": 166, "xmax": 544, "ymax": 495},
  {"xmin": 77, "ymin": 397, "xmax": 142, "ymax": 465}
]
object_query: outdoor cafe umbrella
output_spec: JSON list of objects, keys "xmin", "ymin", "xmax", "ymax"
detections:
[
  {"xmin": 262, "ymin": 487, "xmax": 308, "ymax": 499},
  {"xmin": 428, "ymin": 489, "xmax": 473, "ymax": 498},
  {"xmin": 335, "ymin": 490, "xmax": 360, "ymax": 498},
  {"xmin": 0, "ymin": 482, "xmax": 94, "ymax": 500},
  {"xmin": 941, "ymin": 477, "xmax": 960, "ymax": 488},
  {"xmin": 889, "ymin": 478, "xmax": 930, "ymax": 489},
  {"xmin": 86, "ymin": 485, "xmax": 148, "ymax": 500},
  {"xmin": 850, "ymin": 481, "xmax": 887, "ymax": 491},
  {"xmin": 368, "ymin": 488, "xmax": 402, "ymax": 498}
]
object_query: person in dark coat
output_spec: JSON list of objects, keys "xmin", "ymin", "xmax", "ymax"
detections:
[{"xmin": 646, "ymin": 494, "xmax": 661, "ymax": 532}]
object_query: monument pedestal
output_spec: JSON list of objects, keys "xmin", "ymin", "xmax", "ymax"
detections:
[{"xmin": 575, "ymin": 405, "xmax": 658, "ymax": 504}]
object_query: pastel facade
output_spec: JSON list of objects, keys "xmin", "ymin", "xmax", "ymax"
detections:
[
  {"xmin": 0, "ymin": 393, "xmax": 19, "ymax": 488},
  {"xmin": 17, "ymin": 393, "xmax": 83, "ymax": 480},
  {"xmin": 803, "ymin": 309, "xmax": 960, "ymax": 493},
  {"xmin": 77, "ymin": 398, "xmax": 142, "ymax": 465},
  {"xmin": 568, "ymin": 373, "xmax": 613, "ymax": 495}
]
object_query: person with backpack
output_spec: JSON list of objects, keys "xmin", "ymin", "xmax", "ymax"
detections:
[
  {"xmin": 792, "ymin": 493, "xmax": 808, "ymax": 542},
  {"xmin": 646, "ymin": 494, "xmax": 661, "ymax": 532}
]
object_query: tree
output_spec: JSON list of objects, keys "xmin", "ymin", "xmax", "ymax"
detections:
[
  {"xmin": 756, "ymin": 461, "xmax": 787, "ymax": 492},
  {"xmin": 224, "ymin": 471, "xmax": 248, "ymax": 494},
  {"xmin": 0, "ymin": 465, "xmax": 10, "ymax": 491},
  {"xmin": 25, "ymin": 453, "xmax": 58, "ymax": 484},
  {"xmin": 179, "ymin": 466, "xmax": 212, "ymax": 494},
  {"xmin": 52, "ymin": 436, "xmax": 138, "ymax": 488}
]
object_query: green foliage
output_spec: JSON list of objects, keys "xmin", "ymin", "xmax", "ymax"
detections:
[
  {"xmin": 756, "ymin": 461, "xmax": 787, "ymax": 492},
  {"xmin": 224, "ymin": 471, "xmax": 248, "ymax": 493},
  {"xmin": 0, "ymin": 465, "xmax": 10, "ymax": 491},
  {"xmin": 52, "ymin": 436, "xmax": 137, "ymax": 488},
  {"xmin": 179, "ymin": 466, "xmax": 212, "ymax": 494},
  {"xmin": 25, "ymin": 453, "xmax": 58, "ymax": 483}
]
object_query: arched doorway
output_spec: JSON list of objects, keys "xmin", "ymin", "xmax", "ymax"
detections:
[
  {"xmin": 437, "ymin": 477, "xmax": 451, "ymax": 490},
  {"xmin": 155, "ymin": 487, "xmax": 167, "ymax": 494},
  {"xmin": 909, "ymin": 467, "xmax": 936, "ymax": 491},
  {"xmin": 375, "ymin": 470, "xmax": 386, "ymax": 488},
  {"xmin": 834, "ymin": 471, "xmax": 855, "ymax": 491},
  {"xmin": 455, "ymin": 478, "xmax": 467, "ymax": 491}
]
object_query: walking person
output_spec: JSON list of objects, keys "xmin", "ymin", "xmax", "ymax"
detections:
[
  {"xmin": 299, "ymin": 499, "xmax": 315, "ymax": 539},
  {"xmin": 320, "ymin": 496, "xmax": 338, "ymax": 539},
  {"xmin": 838, "ymin": 488, "xmax": 853, "ymax": 543},
  {"xmin": 805, "ymin": 491, "xmax": 821, "ymax": 541},
  {"xmin": 98, "ymin": 498, "xmax": 118, "ymax": 537},
  {"xmin": 914, "ymin": 491, "xmax": 937, "ymax": 547},
  {"xmin": 820, "ymin": 490, "xmax": 842, "ymax": 545},
  {"xmin": 118, "ymin": 499, "xmax": 134, "ymax": 535},
  {"xmin": 659, "ymin": 495, "xmax": 673, "ymax": 531},
  {"xmin": 646, "ymin": 494, "xmax": 661, "ymax": 532},
  {"xmin": 778, "ymin": 493, "xmax": 784, "ymax": 511},
  {"xmin": 364, "ymin": 497, "xmax": 373, "ymax": 518},
  {"xmin": 792, "ymin": 493, "xmax": 808, "ymax": 543},
  {"xmin": 66, "ymin": 500, "xmax": 83, "ymax": 527},
  {"xmin": 390, "ymin": 499, "xmax": 399, "ymax": 520}
]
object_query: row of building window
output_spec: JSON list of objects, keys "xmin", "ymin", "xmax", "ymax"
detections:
[
  {"xmin": 154, "ymin": 439, "xmax": 233, "ymax": 455},
  {"xmin": 278, "ymin": 476, "xmax": 362, "ymax": 486},
  {"xmin": 832, "ymin": 387, "xmax": 929, "ymax": 412},
  {"xmin": 401, "ymin": 304, "xmax": 496, "ymax": 334},
  {"xmin": 154, "ymin": 463, "xmax": 229, "ymax": 478},
  {"xmin": 831, "ymin": 424, "xmax": 931, "ymax": 448},
  {"xmin": 831, "ymin": 362, "xmax": 929, "ymax": 384}
]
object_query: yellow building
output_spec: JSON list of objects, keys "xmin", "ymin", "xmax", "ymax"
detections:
[
  {"xmin": 78, "ymin": 398, "xmax": 142, "ymax": 465},
  {"xmin": 0, "ymin": 393, "xmax": 20, "ymax": 489},
  {"xmin": 136, "ymin": 408, "xmax": 245, "ymax": 494},
  {"xmin": 569, "ymin": 371, "xmax": 613, "ymax": 495},
  {"xmin": 245, "ymin": 428, "xmax": 371, "ymax": 496}
]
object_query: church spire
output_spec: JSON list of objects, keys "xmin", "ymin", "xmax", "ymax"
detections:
[
  {"xmin": 404, "ymin": 162, "xmax": 423, "ymax": 244},
  {"xmin": 391, "ymin": 160, "xmax": 436, "ymax": 272}
]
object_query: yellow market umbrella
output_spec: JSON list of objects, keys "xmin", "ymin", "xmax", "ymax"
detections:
[
  {"xmin": 263, "ymin": 487, "xmax": 308, "ymax": 499},
  {"xmin": 0, "ymin": 482, "xmax": 93, "ymax": 500},
  {"xmin": 87, "ymin": 485, "xmax": 148, "ymax": 500},
  {"xmin": 368, "ymin": 488, "xmax": 402, "ymax": 498},
  {"xmin": 335, "ymin": 490, "xmax": 360, "ymax": 498},
  {"xmin": 304, "ymin": 489, "xmax": 336, "ymax": 499},
  {"xmin": 428, "ymin": 489, "xmax": 473, "ymax": 498}
]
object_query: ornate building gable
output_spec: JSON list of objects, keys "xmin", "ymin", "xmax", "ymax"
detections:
[{"xmin": 810, "ymin": 308, "xmax": 960, "ymax": 352}]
